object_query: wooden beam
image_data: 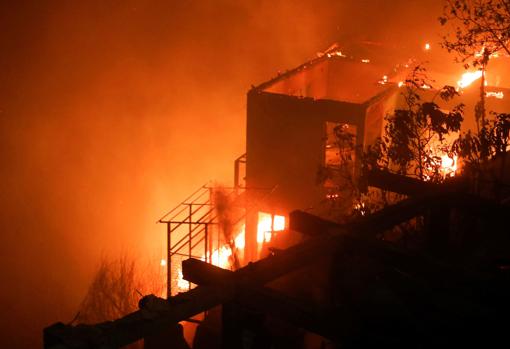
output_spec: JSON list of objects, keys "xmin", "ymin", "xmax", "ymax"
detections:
[
  {"xmin": 182, "ymin": 259, "xmax": 347, "ymax": 341},
  {"xmin": 363, "ymin": 168, "xmax": 467, "ymax": 196},
  {"xmin": 44, "ymin": 192, "xmax": 494, "ymax": 348}
]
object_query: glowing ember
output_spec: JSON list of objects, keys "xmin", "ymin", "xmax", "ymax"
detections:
[
  {"xmin": 424, "ymin": 43, "xmax": 431, "ymax": 50},
  {"xmin": 398, "ymin": 81, "xmax": 404, "ymax": 88},
  {"xmin": 361, "ymin": 59, "xmax": 370, "ymax": 63},
  {"xmin": 160, "ymin": 259, "xmax": 167, "ymax": 267},
  {"xmin": 174, "ymin": 214, "xmax": 285, "ymax": 293},
  {"xmin": 457, "ymin": 71, "xmax": 482, "ymax": 89},
  {"xmin": 379, "ymin": 75, "xmax": 389, "ymax": 85},
  {"xmin": 486, "ymin": 91, "xmax": 504, "ymax": 99},
  {"xmin": 209, "ymin": 245, "xmax": 232, "ymax": 268},
  {"xmin": 440, "ymin": 154, "xmax": 458, "ymax": 178},
  {"xmin": 326, "ymin": 51, "xmax": 345, "ymax": 58}
]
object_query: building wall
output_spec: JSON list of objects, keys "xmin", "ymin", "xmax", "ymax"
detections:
[{"xmin": 244, "ymin": 90, "xmax": 365, "ymax": 260}]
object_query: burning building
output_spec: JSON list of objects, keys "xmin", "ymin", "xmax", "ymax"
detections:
[{"xmin": 44, "ymin": 43, "xmax": 510, "ymax": 349}]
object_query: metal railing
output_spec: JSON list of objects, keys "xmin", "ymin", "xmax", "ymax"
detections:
[{"xmin": 158, "ymin": 183, "xmax": 245, "ymax": 297}]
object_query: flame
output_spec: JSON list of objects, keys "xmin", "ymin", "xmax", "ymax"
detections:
[
  {"xmin": 326, "ymin": 51, "xmax": 345, "ymax": 58},
  {"xmin": 361, "ymin": 59, "xmax": 370, "ymax": 63},
  {"xmin": 257, "ymin": 212, "xmax": 285, "ymax": 243},
  {"xmin": 440, "ymin": 154, "xmax": 458, "ymax": 178},
  {"xmin": 273, "ymin": 215, "xmax": 285, "ymax": 231},
  {"xmin": 379, "ymin": 75, "xmax": 389, "ymax": 85},
  {"xmin": 234, "ymin": 224, "xmax": 245, "ymax": 249},
  {"xmin": 174, "ymin": 214, "xmax": 285, "ymax": 293},
  {"xmin": 424, "ymin": 148, "xmax": 458, "ymax": 181},
  {"xmin": 177, "ymin": 268, "xmax": 189, "ymax": 291},
  {"xmin": 457, "ymin": 71, "xmax": 482, "ymax": 88},
  {"xmin": 354, "ymin": 202, "xmax": 367, "ymax": 216},
  {"xmin": 209, "ymin": 245, "xmax": 232, "ymax": 268},
  {"xmin": 257, "ymin": 212, "xmax": 273, "ymax": 243},
  {"xmin": 424, "ymin": 43, "xmax": 431, "ymax": 50},
  {"xmin": 486, "ymin": 91, "xmax": 504, "ymax": 99},
  {"xmin": 160, "ymin": 259, "xmax": 167, "ymax": 267}
]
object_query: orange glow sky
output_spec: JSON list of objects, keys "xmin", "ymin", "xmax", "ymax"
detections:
[{"xmin": 0, "ymin": 1, "xmax": 445, "ymax": 346}]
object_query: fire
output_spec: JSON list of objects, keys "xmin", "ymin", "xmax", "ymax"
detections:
[
  {"xmin": 208, "ymin": 245, "xmax": 232, "ymax": 268},
  {"xmin": 257, "ymin": 213, "xmax": 272, "ymax": 243},
  {"xmin": 177, "ymin": 268, "xmax": 189, "ymax": 291},
  {"xmin": 354, "ymin": 202, "xmax": 367, "ymax": 216},
  {"xmin": 174, "ymin": 214, "xmax": 285, "ymax": 293},
  {"xmin": 439, "ymin": 154, "xmax": 458, "ymax": 178},
  {"xmin": 234, "ymin": 224, "xmax": 245, "ymax": 249},
  {"xmin": 273, "ymin": 215, "xmax": 285, "ymax": 231},
  {"xmin": 160, "ymin": 259, "xmax": 167, "ymax": 267},
  {"xmin": 424, "ymin": 43, "xmax": 431, "ymax": 50},
  {"xmin": 257, "ymin": 212, "xmax": 285, "ymax": 243},
  {"xmin": 326, "ymin": 51, "xmax": 345, "ymax": 58},
  {"xmin": 486, "ymin": 91, "xmax": 504, "ymax": 99},
  {"xmin": 379, "ymin": 75, "xmax": 389, "ymax": 85},
  {"xmin": 457, "ymin": 70, "xmax": 482, "ymax": 89}
]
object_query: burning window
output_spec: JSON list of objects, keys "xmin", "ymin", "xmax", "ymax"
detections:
[{"xmin": 257, "ymin": 212, "xmax": 285, "ymax": 244}]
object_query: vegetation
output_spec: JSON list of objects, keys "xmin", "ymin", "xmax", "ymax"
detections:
[
  {"xmin": 364, "ymin": 66, "xmax": 463, "ymax": 183},
  {"xmin": 76, "ymin": 255, "xmax": 165, "ymax": 324},
  {"xmin": 440, "ymin": 0, "xmax": 510, "ymax": 165},
  {"xmin": 440, "ymin": 0, "xmax": 510, "ymax": 68}
]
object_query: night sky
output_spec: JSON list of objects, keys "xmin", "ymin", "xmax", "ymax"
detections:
[{"xmin": 0, "ymin": 1, "xmax": 444, "ymax": 347}]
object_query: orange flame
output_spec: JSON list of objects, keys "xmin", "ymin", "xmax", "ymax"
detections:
[
  {"xmin": 457, "ymin": 71, "xmax": 482, "ymax": 89},
  {"xmin": 177, "ymin": 268, "xmax": 189, "ymax": 291},
  {"xmin": 439, "ymin": 154, "xmax": 458, "ymax": 178},
  {"xmin": 486, "ymin": 91, "xmax": 504, "ymax": 99},
  {"xmin": 175, "ymin": 214, "xmax": 285, "ymax": 292}
]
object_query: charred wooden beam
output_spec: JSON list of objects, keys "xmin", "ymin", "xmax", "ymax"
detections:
[
  {"xmin": 290, "ymin": 194, "xmax": 431, "ymax": 239},
  {"xmin": 44, "ymin": 232, "xmax": 349, "ymax": 348},
  {"xmin": 44, "ymin": 192, "xmax": 498, "ymax": 349},
  {"xmin": 182, "ymin": 259, "xmax": 347, "ymax": 341},
  {"xmin": 42, "ymin": 195, "xmax": 433, "ymax": 348},
  {"xmin": 363, "ymin": 168, "xmax": 467, "ymax": 196}
]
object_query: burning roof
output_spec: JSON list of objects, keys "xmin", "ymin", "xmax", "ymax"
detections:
[{"xmin": 253, "ymin": 43, "xmax": 406, "ymax": 105}]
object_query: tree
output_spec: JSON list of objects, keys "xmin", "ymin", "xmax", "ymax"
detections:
[
  {"xmin": 315, "ymin": 66, "xmax": 464, "ymax": 224},
  {"xmin": 440, "ymin": 0, "xmax": 510, "ymax": 166},
  {"xmin": 76, "ymin": 255, "xmax": 165, "ymax": 323},
  {"xmin": 440, "ymin": 0, "xmax": 510, "ymax": 68},
  {"xmin": 365, "ymin": 66, "xmax": 464, "ymax": 183}
]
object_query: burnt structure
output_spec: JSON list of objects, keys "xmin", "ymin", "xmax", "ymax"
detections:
[
  {"xmin": 244, "ymin": 47, "xmax": 403, "ymax": 261},
  {"xmin": 44, "ymin": 186, "xmax": 510, "ymax": 348},
  {"xmin": 44, "ymin": 46, "xmax": 510, "ymax": 348}
]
